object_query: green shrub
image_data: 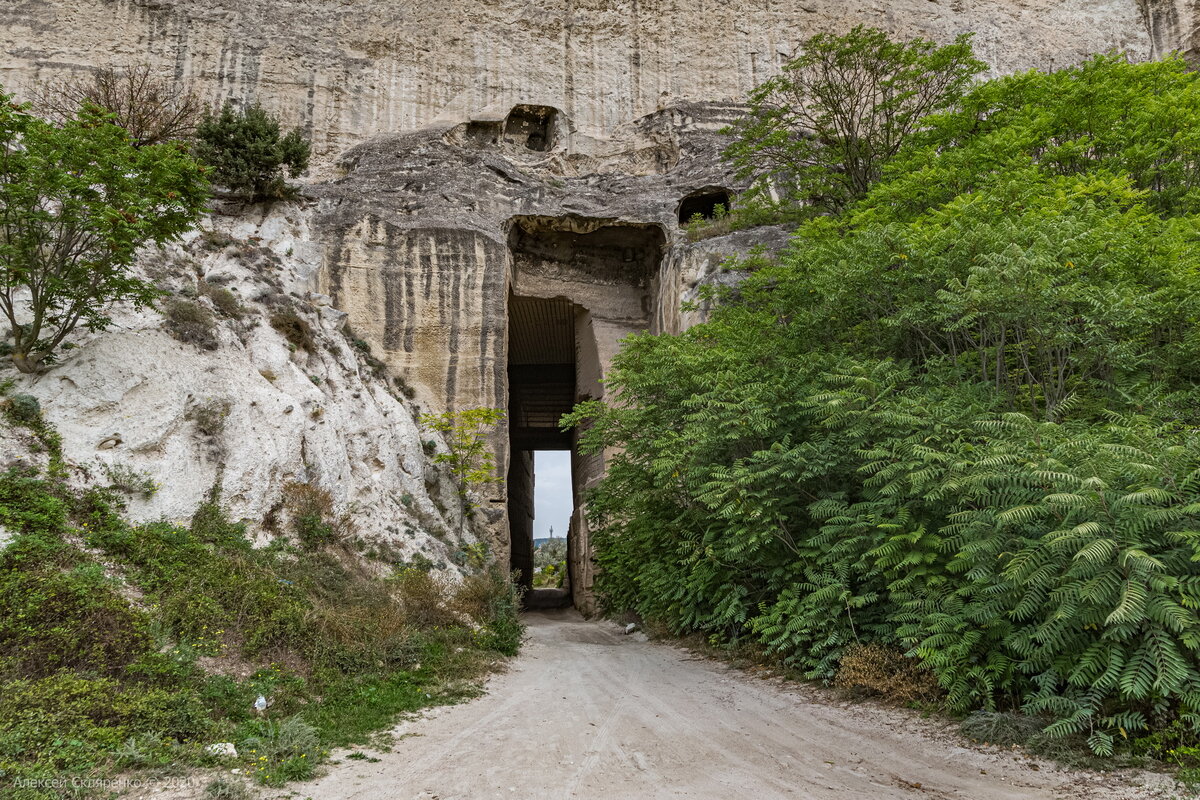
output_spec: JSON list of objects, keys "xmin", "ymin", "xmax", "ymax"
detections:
[
  {"xmin": 194, "ymin": 102, "xmax": 311, "ymax": 200},
  {"xmin": 459, "ymin": 568, "xmax": 524, "ymax": 656},
  {"xmin": 569, "ymin": 54, "xmax": 1200, "ymax": 758},
  {"xmin": 3, "ymin": 393, "xmax": 41, "ymax": 426}
]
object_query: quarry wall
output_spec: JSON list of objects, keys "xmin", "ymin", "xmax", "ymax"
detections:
[{"xmin": 2, "ymin": 0, "xmax": 1190, "ymax": 610}]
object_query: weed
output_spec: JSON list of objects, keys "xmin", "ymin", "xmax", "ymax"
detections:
[
  {"xmin": 112, "ymin": 732, "xmax": 173, "ymax": 768},
  {"xmin": 269, "ymin": 308, "xmax": 314, "ymax": 352},
  {"xmin": 960, "ymin": 711, "xmax": 1047, "ymax": 747},
  {"xmin": 204, "ymin": 776, "xmax": 252, "ymax": 800},
  {"xmin": 188, "ymin": 398, "xmax": 232, "ymax": 437},
  {"xmin": 199, "ymin": 230, "xmax": 238, "ymax": 252},
  {"xmin": 98, "ymin": 461, "xmax": 159, "ymax": 498},
  {"xmin": 163, "ymin": 297, "xmax": 218, "ymax": 350},
  {"xmin": 240, "ymin": 715, "xmax": 321, "ymax": 786}
]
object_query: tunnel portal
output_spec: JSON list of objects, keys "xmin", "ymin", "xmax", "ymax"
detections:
[{"xmin": 505, "ymin": 216, "xmax": 665, "ymax": 611}]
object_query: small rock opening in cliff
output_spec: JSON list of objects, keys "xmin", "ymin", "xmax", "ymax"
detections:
[
  {"xmin": 678, "ymin": 188, "xmax": 732, "ymax": 224},
  {"xmin": 464, "ymin": 120, "xmax": 502, "ymax": 146},
  {"xmin": 505, "ymin": 105, "xmax": 558, "ymax": 152}
]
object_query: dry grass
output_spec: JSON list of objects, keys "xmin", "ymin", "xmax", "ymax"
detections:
[
  {"xmin": 392, "ymin": 569, "xmax": 461, "ymax": 628},
  {"xmin": 269, "ymin": 308, "xmax": 314, "ymax": 352},
  {"xmin": 199, "ymin": 280, "xmax": 242, "ymax": 318},
  {"xmin": 162, "ymin": 298, "xmax": 218, "ymax": 350},
  {"xmin": 281, "ymin": 481, "xmax": 354, "ymax": 549},
  {"xmin": 833, "ymin": 643, "xmax": 944, "ymax": 706}
]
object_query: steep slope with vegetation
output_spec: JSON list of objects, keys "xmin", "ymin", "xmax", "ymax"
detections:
[
  {"xmin": 0, "ymin": 405, "xmax": 522, "ymax": 798},
  {"xmin": 0, "ymin": 82, "xmax": 523, "ymax": 799},
  {"xmin": 570, "ymin": 50, "xmax": 1200, "ymax": 774}
]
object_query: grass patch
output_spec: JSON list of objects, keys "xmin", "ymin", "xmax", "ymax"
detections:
[
  {"xmin": 269, "ymin": 308, "xmax": 314, "ymax": 352},
  {"xmin": 0, "ymin": 466, "xmax": 524, "ymax": 798}
]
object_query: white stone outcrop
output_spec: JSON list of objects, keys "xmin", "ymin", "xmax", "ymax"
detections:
[{"xmin": 6, "ymin": 204, "xmax": 476, "ymax": 572}]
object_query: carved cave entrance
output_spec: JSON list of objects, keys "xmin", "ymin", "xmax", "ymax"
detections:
[
  {"xmin": 507, "ymin": 296, "xmax": 578, "ymax": 609},
  {"xmin": 505, "ymin": 216, "xmax": 666, "ymax": 611}
]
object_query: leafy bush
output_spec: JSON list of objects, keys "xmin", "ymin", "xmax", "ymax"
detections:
[
  {"xmin": 193, "ymin": 102, "xmax": 311, "ymax": 200},
  {"xmin": 0, "ymin": 561, "xmax": 152, "ymax": 680},
  {"xmin": 569, "ymin": 54, "xmax": 1200, "ymax": 758},
  {"xmin": 2, "ymin": 394, "xmax": 42, "ymax": 426},
  {"xmin": 0, "ymin": 90, "xmax": 208, "ymax": 372}
]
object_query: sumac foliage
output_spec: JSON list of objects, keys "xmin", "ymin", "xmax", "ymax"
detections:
[{"xmin": 569, "ymin": 54, "xmax": 1200, "ymax": 753}]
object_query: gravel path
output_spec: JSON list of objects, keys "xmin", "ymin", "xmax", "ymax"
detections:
[{"xmin": 296, "ymin": 610, "xmax": 1175, "ymax": 800}]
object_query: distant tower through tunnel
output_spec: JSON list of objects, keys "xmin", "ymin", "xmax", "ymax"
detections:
[
  {"xmin": 507, "ymin": 295, "xmax": 578, "ymax": 607},
  {"xmin": 504, "ymin": 216, "xmax": 666, "ymax": 610}
]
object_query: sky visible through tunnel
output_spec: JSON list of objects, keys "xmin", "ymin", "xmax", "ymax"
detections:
[{"xmin": 534, "ymin": 450, "xmax": 572, "ymax": 541}]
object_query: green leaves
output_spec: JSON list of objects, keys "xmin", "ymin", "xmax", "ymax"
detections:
[
  {"xmin": 571, "ymin": 55, "xmax": 1200, "ymax": 755},
  {"xmin": 192, "ymin": 101, "xmax": 311, "ymax": 200},
  {"xmin": 419, "ymin": 408, "xmax": 505, "ymax": 532},
  {"xmin": 723, "ymin": 25, "xmax": 984, "ymax": 217},
  {"xmin": 0, "ymin": 91, "xmax": 209, "ymax": 372}
]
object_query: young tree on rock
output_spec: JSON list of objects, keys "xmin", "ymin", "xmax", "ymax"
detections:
[
  {"xmin": 723, "ymin": 25, "xmax": 985, "ymax": 217},
  {"xmin": 0, "ymin": 94, "xmax": 209, "ymax": 373},
  {"xmin": 193, "ymin": 102, "xmax": 311, "ymax": 200}
]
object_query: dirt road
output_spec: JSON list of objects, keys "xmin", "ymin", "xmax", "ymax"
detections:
[{"xmin": 297, "ymin": 610, "xmax": 1172, "ymax": 800}]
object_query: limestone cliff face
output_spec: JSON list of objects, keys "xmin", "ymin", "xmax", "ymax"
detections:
[
  {"xmin": 1140, "ymin": 0, "xmax": 1200, "ymax": 61},
  {"xmin": 1, "ymin": 0, "xmax": 1183, "ymax": 611},
  {"xmin": 4, "ymin": 207, "xmax": 479, "ymax": 574},
  {"xmin": 1, "ymin": 0, "xmax": 1159, "ymax": 176}
]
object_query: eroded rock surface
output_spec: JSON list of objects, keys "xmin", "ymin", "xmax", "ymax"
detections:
[
  {"xmin": 6, "ymin": 207, "xmax": 478, "ymax": 574},
  {"xmin": 1, "ymin": 0, "xmax": 1160, "ymax": 175}
]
